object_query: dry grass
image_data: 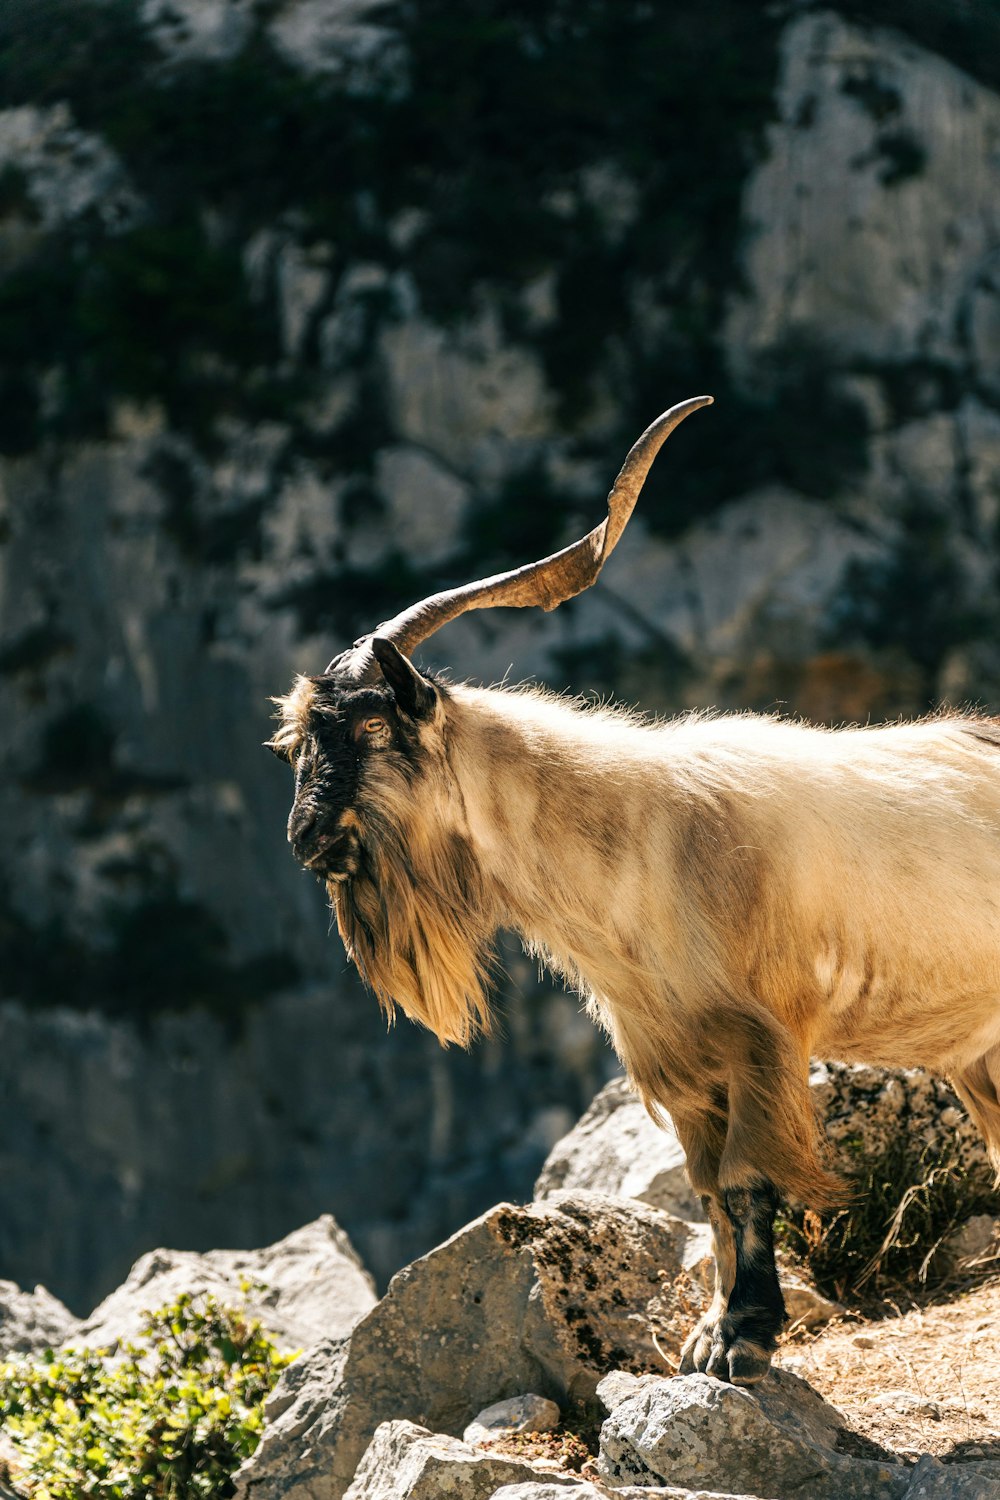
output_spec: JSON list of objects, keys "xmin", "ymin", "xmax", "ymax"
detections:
[
  {"xmin": 777, "ymin": 1137, "xmax": 999, "ymax": 1303},
  {"xmin": 778, "ymin": 1275, "xmax": 1000, "ymax": 1460}
]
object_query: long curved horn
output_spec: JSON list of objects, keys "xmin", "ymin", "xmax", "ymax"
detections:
[{"xmin": 326, "ymin": 394, "xmax": 712, "ymax": 679}]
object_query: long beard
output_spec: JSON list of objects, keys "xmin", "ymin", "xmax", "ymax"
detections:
[{"xmin": 330, "ymin": 809, "xmax": 495, "ymax": 1048}]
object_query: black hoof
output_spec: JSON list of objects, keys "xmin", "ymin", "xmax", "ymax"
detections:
[{"xmin": 679, "ymin": 1317, "xmax": 775, "ymax": 1385}]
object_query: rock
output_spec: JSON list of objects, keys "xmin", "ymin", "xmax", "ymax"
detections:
[
  {"xmin": 380, "ymin": 302, "xmax": 554, "ymax": 486},
  {"xmin": 0, "ymin": 103, "xmax": 142, "ymax": 235},
  {"xmin": 597, "ymin": 1371, "xmax": 907, "ymax": 1498},
  {"xmin": 494, "ymin": 1488, "xmax": 770, "ymax": 1500},
  {"xmin": 342, "ymin": 1420, "xmax": 579, "ymax": 1500},
  {"xmin": 536, "ymin": 1076, "xmax": 704, "ymax": 1222},
  {"xmin": 275, "ymin": 241, "xmax": 331, "ymax": 361},
  {"xmin": 810, "ymin": 1062, "xmax": 993, "ymax": 1183},
  {"xmin": 728, "ymin": 11, "xmax": 1000, "ymax": 370},
  {"xmin": 491, "ymin": 1489, "xmax": 604, "ymax": 1500},
  {"xmin": 372, "ymin": 446, "xmax": 470, "ymax": 569},
  {"xmin": 349, "ymin": 1426, "xmax": 779, "ymax": 1500},
  {"xmin": 781, "ymin": 1277, "xmax": 845, "ymax": 1333},
  {"xmin": 868, "ymin": 1391, "xmax": 942, "ymax": 1420},
  {"xmin": 939, "ymin": 1213, "xmax": 1000, "ymax": 1272},
  {"xmin": 233, "ymin": 1192, "xmax": 712, "ymax": 1500},
  {"xmin": 902, "ymin": 1454, "xmax": 1000, "ymax": 1498},
  {"xmin": 463, "ymin": 1393, "xmax": 561, "ymax": 1446},
  {"xmin": 72, "ymin": 1215, "xmax": 375, "ymax": 1354},
  {"xmin": 596, "ymin": 1370, "xmax": 659, "ymax": 1414},
  {"xmin": 0, "ymin": 1281, "xmax": 78, "ymax": 1356},
  {"xmin": 140, "ymin": 0, "xmax": 253, "ymax": 64},
  {"xmin": 610, "ymin": 487, "xmax": 883, "ymax": 676},
  {"xmin": 267, "ymin": 0, "xmax": 408, "ymax": 92}
]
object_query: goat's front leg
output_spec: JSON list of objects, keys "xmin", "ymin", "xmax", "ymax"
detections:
[{"xmin": 679, "ymin": 1178, "xmax": 785, "ymax": 1385}]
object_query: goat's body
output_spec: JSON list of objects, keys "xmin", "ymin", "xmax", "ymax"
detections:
[
  {"xmin": 272, "ymin": 397, "xmax": 995, "ymax": 1383},
  {"xmin": 443, "ymin": 690, "xmax": 1000, "ymax": 1192}
]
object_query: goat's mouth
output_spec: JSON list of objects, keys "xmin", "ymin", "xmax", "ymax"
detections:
[{"xmin": 300, "ymin": 830, "xmax": 361, "ymax": 880}]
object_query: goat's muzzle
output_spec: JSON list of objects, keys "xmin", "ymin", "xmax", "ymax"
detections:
[{"xmin": 288, "ymin": 808, "xmax": 361, "ymax": 880}]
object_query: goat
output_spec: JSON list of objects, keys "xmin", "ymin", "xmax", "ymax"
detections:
[{"xmin": 269, "ymin": 396, "xmax": 1000, "ymax": 1385}]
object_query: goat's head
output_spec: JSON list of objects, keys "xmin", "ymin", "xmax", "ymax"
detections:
[
  {"xmin": 268, "ymin": 395, "xmax": 712, "ymax": 1039},
  {"xmin": 269, "ymin": 637, "xmax": 443, "ymax": 883}
]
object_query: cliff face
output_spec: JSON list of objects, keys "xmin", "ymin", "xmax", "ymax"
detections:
[{"xmin": 0, "ymin": 0, "xmax": 998, "ymax": 1309}]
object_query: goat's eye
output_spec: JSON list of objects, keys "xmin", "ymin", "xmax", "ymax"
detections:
[{"xmin": 363, "ymin": 716, "xmax": 387, "ymax": 735}]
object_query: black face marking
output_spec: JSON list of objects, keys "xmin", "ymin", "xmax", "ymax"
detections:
[
  {"xmin": 284, "ymin": 684, "xmax": 404, "ymax": 879},
  {"xmin": 273, "ymin": 652, "xmax": 444, "ymax": 884}
]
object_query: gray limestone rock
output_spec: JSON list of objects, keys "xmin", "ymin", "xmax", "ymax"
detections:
[
  {"xmin": 380, "ymin": 303, "xmax": 554, "ymax": 487},
  {"xmin": 781, "ymin": 1277, "xmax": 845, "ymax": 1333},
  {"xmin": 535, "ymin": 1076, "xmax": 704, "ymax": 1222},
  {"xmin": 809, "ymin": 1062, "xmax": 992, "ymax": 1181},
  {"xmin": 0, "ymin": 103, "xmax": 142, "ymax": 235},
  {"xmin": 494, "ymin": 1488, "xmax": 771, "ymax": 1500},
  {"xmin": 73, "ymin": 1216, "xmax": 375, "ymax": 1354},
  {"xmin": 597, "ymin": 1372, "xmax": 907, "ymax": 1499},
  {"xmin": 234, "ymin": 1192, "xmax": 711, "ymax": 1500},
  {"xmin": 267, "ymin": 0, "xmax": 408, "ymax": 91},
  {"xmin": 140, "ymin": 0, "xmax": 253, "ymax": 64},
  {"xmin": 463, "ymin": 1393, "xmax": 561, "ymax": 1446},
  {"xmin": 727, "ymin": 11, "xmax": 1000, "ymax": 372},
  {"xmin": 901, "ymin": 1454, "xmax": 1000, "ymax": 1498},
  {"xmin": 0, "ymin": 1280, "xmax": 78, "ymax": 1356},
  {"xmin": 491, "ymin": 1489, "xmax": 604, "ymax": 1500},
  {"xmin": 342, "ymin": 1420, "xmax": 578, "ymax": 1500},
  {"xmin": 596, "ymin": 1371, "xmax": 659, "ymax": 1415}
]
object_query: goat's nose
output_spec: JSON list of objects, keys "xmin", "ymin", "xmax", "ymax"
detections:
[{"xmin": 288, "ymin": 805, "xmax": 318, "ymax": 849}]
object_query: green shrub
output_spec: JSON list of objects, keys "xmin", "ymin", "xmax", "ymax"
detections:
[{"xmin": 0, "ymin": 1291, "xmax": 295, "ymax": 1499}]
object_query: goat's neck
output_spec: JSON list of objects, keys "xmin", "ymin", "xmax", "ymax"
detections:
[{"xmin": 446, "ymin": 687, "xmax": 673, "ymax": 985}]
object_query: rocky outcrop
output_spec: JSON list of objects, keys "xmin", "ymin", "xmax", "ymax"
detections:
[
  {"xmin": 234, "ymin": 1192, "xmax": 711, "ymax": 1500},
  {"xmin": 0, "ymin": 1213, "xmax": 373, "ymax": 1383},
  {"xmin": 341, "ymin": 1421, "xmax": 579, "ymax": 1500},
  {"xmin": 597, "ymin": 1371, "xmax": 904, "ymax": 1498},
  {"xmin": 71, "ymin": 1216, "xmax": 375, "ymax": 1354},
  {"xmin": 5, "ymin": 1078, "xmax": 1000, "ymax": 1498},
  {"xmin": 534, "ymin": 1076, "xmax": 702, "ymax": 1223},
  {"xmin": 809, "ymin": 1062, "xmax": 992, "ymax": 1177},
  {"xmin": 0, "ymin": 1280, "xmax": 77, "ymax": 1356}
]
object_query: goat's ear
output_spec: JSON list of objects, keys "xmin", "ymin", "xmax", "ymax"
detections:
[{"xmin": 371, "ymin": 637, "xmax": 437, "ymax": 720}]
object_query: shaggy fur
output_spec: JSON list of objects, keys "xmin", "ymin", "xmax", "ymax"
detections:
[
  {"xmin": 273, "ymin": 679, "xmax": 1000, "ymax": 1194},
  {"xmin": 273, "ymin": 669, "xmax": 1000, "ymax": 1381}
]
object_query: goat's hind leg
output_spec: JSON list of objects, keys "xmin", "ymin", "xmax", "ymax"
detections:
[{"xmin": 952, "ymin": 1045, "xmax": 1000, "ymax": 1180}]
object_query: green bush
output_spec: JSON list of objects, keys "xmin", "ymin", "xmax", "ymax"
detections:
[{"xmin": 0, "ymin": 1291, "xmax": 295, "ymax": 1499}]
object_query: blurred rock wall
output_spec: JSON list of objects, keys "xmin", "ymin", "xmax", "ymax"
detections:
[{"xmin": 0, "ymin": 0, "xmax": 997, "ymax": 1308}]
